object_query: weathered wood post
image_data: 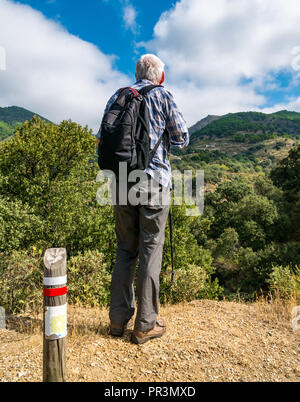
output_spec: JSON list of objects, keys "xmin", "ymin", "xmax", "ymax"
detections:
[
  {"xmin": 0, "ymin": 307, "xmax": 5, "ymax": 330},
  {"xmin": 43, "ymin": 248, "xmax": 67, "ymax": 382}
]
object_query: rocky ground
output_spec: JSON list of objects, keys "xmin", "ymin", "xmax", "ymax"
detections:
[{"xmin": 0, "ymin": 299, "xmax": 299, "ymax": 382}]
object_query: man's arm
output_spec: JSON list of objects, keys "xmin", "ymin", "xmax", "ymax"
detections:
[{"xmin": 164, "ymin": 90, "xmax": 189, "ymax": 150}]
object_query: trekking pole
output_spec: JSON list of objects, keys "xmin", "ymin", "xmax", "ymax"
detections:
[{"xmin": 169, "ymin": 203, "xmax": 176, "ymax": 284}]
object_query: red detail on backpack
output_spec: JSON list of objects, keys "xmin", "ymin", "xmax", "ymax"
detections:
[{"xmin": 117, "ymin": 87, "xmax": 140, "ymax": 101}]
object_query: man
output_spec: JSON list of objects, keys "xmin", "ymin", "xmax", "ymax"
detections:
[{"xmin": 97, "ymin": 54, "xmax": 189, "ymax": 344}]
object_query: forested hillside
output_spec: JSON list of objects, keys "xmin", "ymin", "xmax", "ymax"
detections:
[
  {"xmin": 172, "ymin": 110, "xmax": 300, "ymax": 185},
  {"xmin": 0, "ymin": 106, "xmax": 51, "ymax": 140},
  {"xmin": 191, "ymin": 110, "xmax": 300, "ymax": 143}
]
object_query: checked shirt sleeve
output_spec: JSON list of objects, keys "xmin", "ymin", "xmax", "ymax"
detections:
[{"xmin": 164, "ymin": 90, "xmax": 189, "ymax": 150}]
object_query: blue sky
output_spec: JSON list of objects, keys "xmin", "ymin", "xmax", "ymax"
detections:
[
  {"xmin": 1, "ymin": 0, "xmax": 300, "ymax": 131},
  {"xmin": 16, "ymin": 0, "xmax": 175, "ymax": 77}
]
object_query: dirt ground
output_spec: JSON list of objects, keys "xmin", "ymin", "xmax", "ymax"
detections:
[{"xmin": 0, "ymin": 299, "xmax": 299, "ymax": 382}]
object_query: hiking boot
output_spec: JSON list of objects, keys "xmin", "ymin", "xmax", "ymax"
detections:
[
  {"xmin": 110, "ymin": 318, "xmax": 134, "ymax": 337},
  {"xmin": 131, "ymin": 318, "xmax": 166, "ymax": 345}
]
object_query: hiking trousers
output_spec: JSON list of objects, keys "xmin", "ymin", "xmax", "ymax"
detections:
[{"xmin": 109, "ymin": 184, "xmax": 170, "ymax": 332}]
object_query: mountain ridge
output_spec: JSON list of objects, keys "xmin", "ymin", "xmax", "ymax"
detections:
[
  {"xmin": 189, "ymin": 114, "xmax": 222, "ymax": 134},
  {"xmin": 190, "ymin": 110, "xmax": 300, "ymax": 144},
  {"xmin": 0, "ymin": 106, "xmax": 52, "ymax": 140}
]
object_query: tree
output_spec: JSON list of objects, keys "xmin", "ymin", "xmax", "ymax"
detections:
[
  {"xmin": 271, "ymin": 144, "xmax": 300, "ymax": 241},
  {"xmin": 271, "ymin": 144, "xmax": 300, "ymax": 200},
  {"xmin": 0, "ymin": 116, "xmax": 96, "ymax": 207},
  {"xmin": 0, "ymin": 117, "xmax": 117, "ymax": 258}
]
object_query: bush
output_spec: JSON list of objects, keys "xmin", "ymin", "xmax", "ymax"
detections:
[
  {"xmin": 267, "ymin": 265, "xmax": 300, "ymax": 299},
  {"xmin": 0, "ymin": 250, "xmax": 43, "ymax": 313},
  {"xmin": 160, "ymin": 264, "xmax": 223, "ymax": 304},
  {"xmin": 0, "ymin": 198, "xmax": 44, "ymax": 252},
  {"xmin": 68, "ymin": 250, "xmax": 111, "ymax": 307}
]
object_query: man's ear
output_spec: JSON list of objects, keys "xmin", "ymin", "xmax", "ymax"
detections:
[{"xmin": 159, "ymin": 71, "xmax": 165, "ymax": 85}]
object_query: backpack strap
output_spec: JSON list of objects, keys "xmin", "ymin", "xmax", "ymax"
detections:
[
  {"xmin": 138, "ymin": 84, "xmax": 163, "ymax": 96},
  {"xmin": 149, "ymin": 130, "xmax": 169, "ymax": 161}
]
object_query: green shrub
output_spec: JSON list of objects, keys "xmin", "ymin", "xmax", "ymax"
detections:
[
  {"xmin": 67, "ymin": 250, "xmax": 111, "ymax": 307},
  {"xmin": 267, "ymin": 265, "xmax": 300, "ymax": 299},
  {"xmin": 160, "ymin": 264, "xmax": 223, "ymax": 304},
  {"xmin": 0, "ymin": 250, "xmax": 43, "ymax": 313},
  {"xmin": 0, "ymin": 198, "xmax": 44, "ymax": 252}
]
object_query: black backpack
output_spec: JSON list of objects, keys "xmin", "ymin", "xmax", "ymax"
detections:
[{"xmin": 98, "ymin": 85, "xmax": 167, "ymax": 176}]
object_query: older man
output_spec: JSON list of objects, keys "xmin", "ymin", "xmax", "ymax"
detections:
[{"xmin": 97, "ymin": 54, "xmax": 189, "ymax": 344}]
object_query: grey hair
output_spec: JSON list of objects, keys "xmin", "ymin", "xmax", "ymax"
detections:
[{"xmin": 135, "ymin": 54, "xmax": 165, "ymax": 84}]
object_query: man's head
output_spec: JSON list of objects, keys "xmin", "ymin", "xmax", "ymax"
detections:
[{"xmin": 136, "ymin": 54, "xmax": 165, "ymax": 85}]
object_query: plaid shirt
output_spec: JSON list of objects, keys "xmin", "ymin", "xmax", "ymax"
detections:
[{"xmin": 97, "ymin": 79, "xmax": 189, "ymax": 187}]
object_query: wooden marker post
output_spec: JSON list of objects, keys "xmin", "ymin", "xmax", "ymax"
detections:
[
  {"xmin": 0, "ymin": 307, "xmax": 5, "ymax": 330},
  {"xmin": 43, "ymin": 248, "xmax": 67, "ymax": 382}
]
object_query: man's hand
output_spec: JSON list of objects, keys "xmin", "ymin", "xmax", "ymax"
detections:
[{"xmin": 97, "ymin": 139, "xmax": 100, "ymax": 148}]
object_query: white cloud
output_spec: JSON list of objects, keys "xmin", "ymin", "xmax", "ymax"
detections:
[
  {"xmin": 141, "ymin": 0, "xmax": 300, "ymax": 125},
  {"xmin": 261, "ymin": 96, "xmax": 300, "ymax": 115},
  {"xmin": 122, "ymin": 3, "xmax": 138, "ymax": 34},
  {"xmin": 168, "ymin": 82, "xmax": 265, "ymax": 126},
  {"xmin": 0, "ymin": 0, "xmax": 129, "ymax": 131}
]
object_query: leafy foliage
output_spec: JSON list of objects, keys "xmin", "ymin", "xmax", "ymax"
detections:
[
  {"xmin": 0, "ymin": 197, "xmax": 44, "ymax": 252},
  {"xmin": 267, "ymin": 265, "xmax": 300, "ymax": 299},
  {"xmin": 68, "ymin": 251, "xmax": 112, "ymax": 307},
  {"xmin": 160, "ymin": 264, "xmax": 222, "ymax": 304},
  {"xmin": 0, "ymin": 250, "xmax": 44, "ymax": 313},
  {"xmin": 271, "ymin": 144, "xmax": 300, "ymax": 241},
  {"xmin": 271, "ymin": 144, "xmax": 300, "ymax": 199}
]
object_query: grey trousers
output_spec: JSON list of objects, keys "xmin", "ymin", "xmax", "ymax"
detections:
[{"xmin": 109, "ymin": 177, "xmax": 170, "ymax": 332}]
